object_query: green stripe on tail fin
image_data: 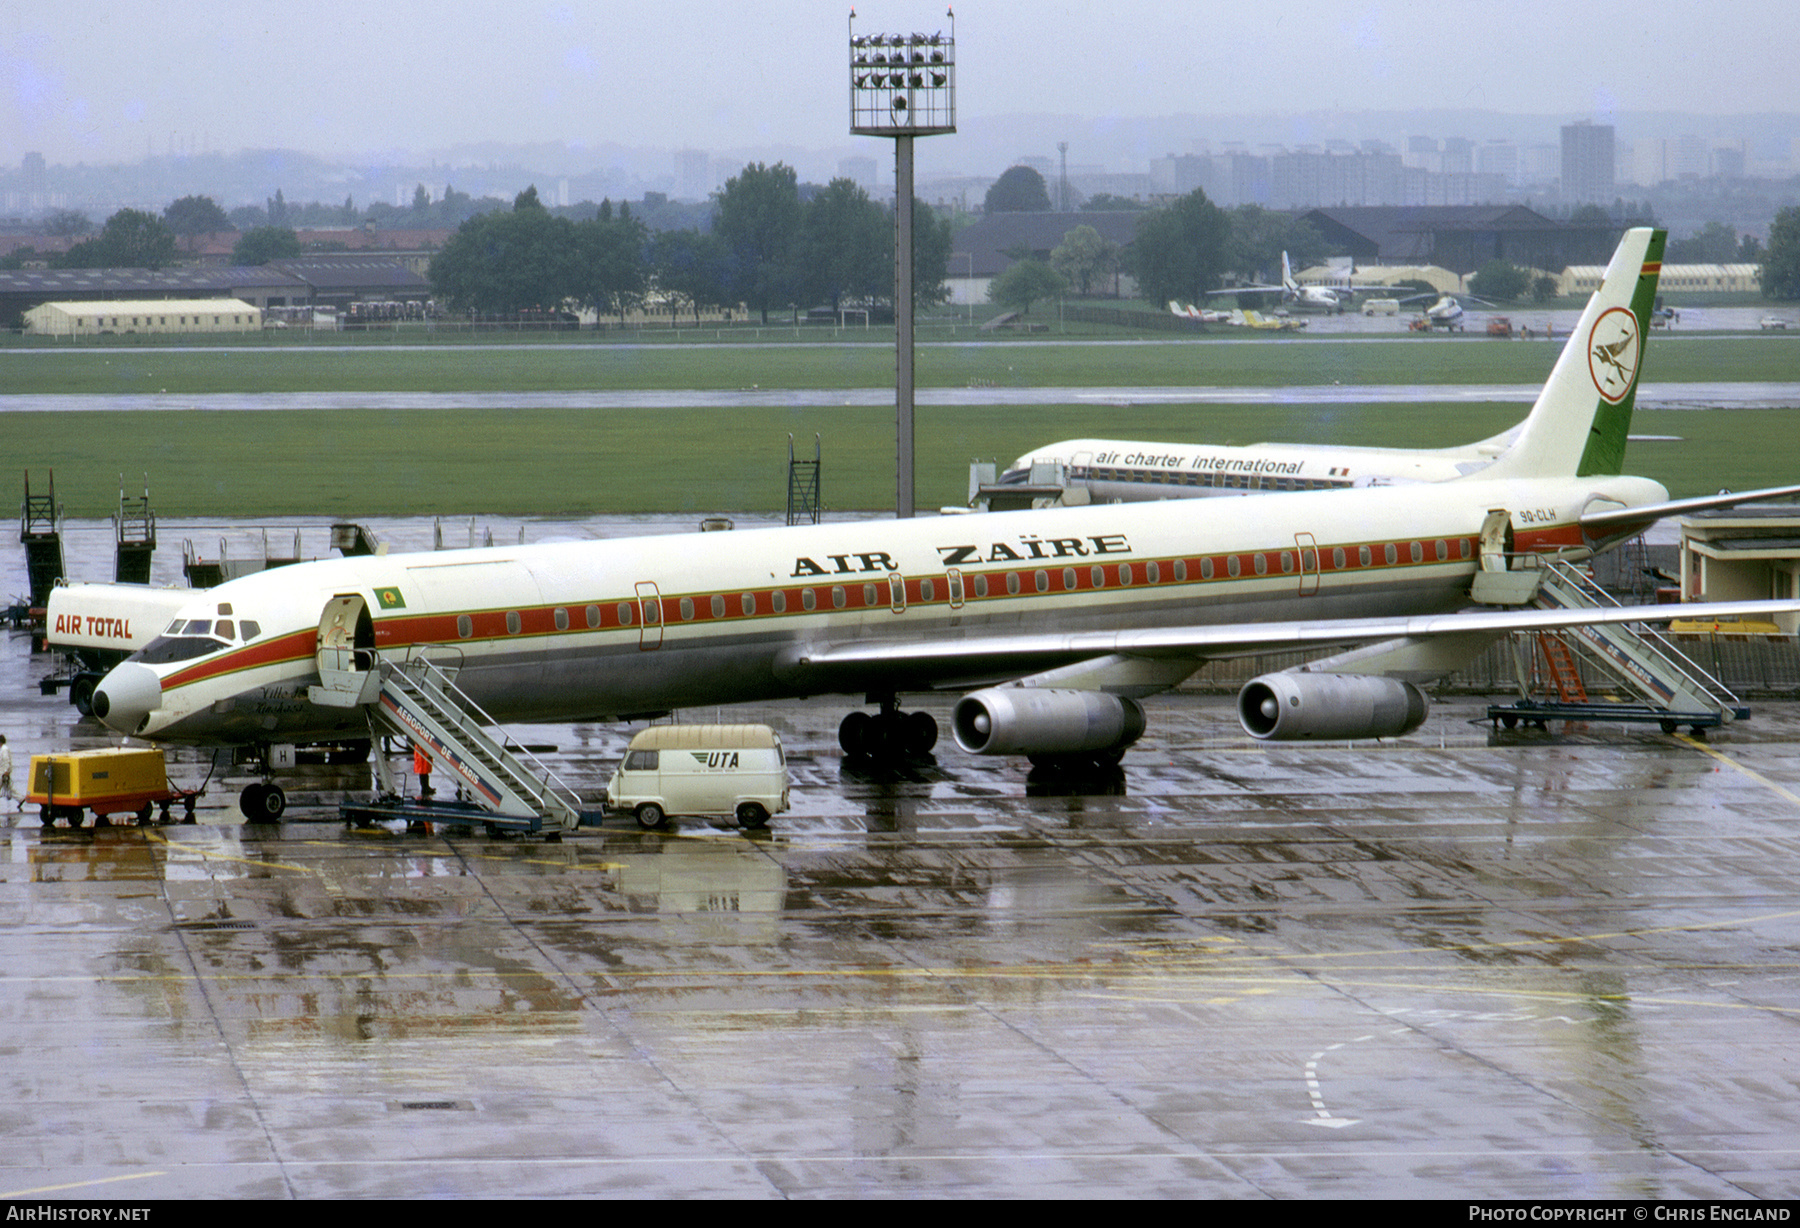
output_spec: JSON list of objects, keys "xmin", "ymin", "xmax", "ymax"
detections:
[
  {"xmin": 1577, "ymin": 228, "xmax": 1665, "ymax": 476},
  {"xmin": 1475, "ymin": 228, "xmax": 1666, "ymax": 483}
]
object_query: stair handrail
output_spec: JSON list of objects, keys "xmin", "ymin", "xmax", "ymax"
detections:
[
  {"xmin": 1538, "ymin": 558, "xmax": 1742, "ymax": 706},
  {"xmin": 380, "ymin": 655, "xmax": 585, "ymax": 816}
]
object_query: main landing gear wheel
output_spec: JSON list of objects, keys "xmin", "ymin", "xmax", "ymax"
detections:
[
  {"xmin": 241, "ymin": 782, "xmax": 286, "ymax": 823},
  {"xmin": 634, "ymin": 802, "xmax": 666, "ymax": 830},
  {"xmin": 838, "ymin": 706, "xmax": 938, "ymax": 760}
]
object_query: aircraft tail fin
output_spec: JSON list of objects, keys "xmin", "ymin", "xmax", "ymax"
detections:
[
  {"xmin": 1281, "ymin": 251, "xmax": 1297, "ymax": 292},
  {"xmin": 1477, "ymin": 227, "xmax": 1665, "ymax": 481}
]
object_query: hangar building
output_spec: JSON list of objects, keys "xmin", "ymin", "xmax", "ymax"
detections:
[{"xmin": 24, "ymin": 298, "xmax": 262, "ymax": 336}]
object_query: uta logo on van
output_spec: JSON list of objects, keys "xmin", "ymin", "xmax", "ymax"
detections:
[{"xmin": 691, "ymin": 751, "xmax": 740, "ymax": 769}]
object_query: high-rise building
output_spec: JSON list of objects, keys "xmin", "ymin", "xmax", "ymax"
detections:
[
  {"xmin": 1561, "ymin": 122, "xmax": 1615, "ymax": 204},
  {"xmin": 1441, "ymin": 137, "xmax": 1474, "ymax": 176},
  {"xmin": 1477, "ymin": 141, "xmax": 1518, "ymax": 185},
  {"xmin": 675, "ymin": 150, "xmax": 710, "ymax": 202}
]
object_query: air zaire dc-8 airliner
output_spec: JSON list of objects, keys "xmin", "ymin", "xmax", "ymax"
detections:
[{"xmin": 90, "ymin": 228, "xmax": 1799, "ymax": 819}]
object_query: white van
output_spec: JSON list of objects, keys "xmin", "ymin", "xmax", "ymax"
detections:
[{"xmin": 606, "ymin": 724, "xmax": 789, "ymax": 829}]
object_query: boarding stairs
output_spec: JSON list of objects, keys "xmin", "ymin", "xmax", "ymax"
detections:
[
  {"xmin": 1482, "ymin": 558, "xmax": 1749, "ymax": 733},
  {"xmin": 311, "ymin": 650, "xmax": 591, "ymax": 834}
]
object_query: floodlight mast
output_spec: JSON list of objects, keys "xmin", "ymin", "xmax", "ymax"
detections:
[{"xmin": 850, "ymin": 8, "xmax": 955, "ymax": 519}]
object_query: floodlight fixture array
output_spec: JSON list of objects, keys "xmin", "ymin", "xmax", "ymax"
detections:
[{"xmin": 849, "ymin": 12, "xmax": 956, "ymax": 136}]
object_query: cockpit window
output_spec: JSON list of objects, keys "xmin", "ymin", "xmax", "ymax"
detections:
[
  {"xmin": 214, "ymin": 620, "xmax": 234, "ymax": 640},
  {"xmin": 183, "ymin": 619, "xmax": 212, "ymax": 636},
  {"xmin": 240, "ymin": 620, "xmax": 261, "ymax": 642},
  {"xmin": 135, "ymin": 635, "xmax": 228, "ymax": 665}
]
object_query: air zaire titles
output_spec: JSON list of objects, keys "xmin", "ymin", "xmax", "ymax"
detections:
[{"xmin": 790, "ymin": 533, "xmax": 1133, "ymax": 577}]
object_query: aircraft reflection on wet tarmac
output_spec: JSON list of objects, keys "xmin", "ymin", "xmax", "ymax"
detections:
[{"xmin": 5, "ymin": 664, "xmax": 1800, "ymax": 1198}]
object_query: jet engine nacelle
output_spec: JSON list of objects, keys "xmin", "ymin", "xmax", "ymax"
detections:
[
  {"xmin": 952, "ymin": 688, "xmax": 1147, "ymax": 756},
  {"xmin": 1237, "ymin": 673, "xmax": 1429, "ymax": 741}
]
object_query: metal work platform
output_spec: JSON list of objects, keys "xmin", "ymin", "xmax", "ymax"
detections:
[
  {"xmin": 1485, "ymin": 698, "xmax": 1743, "ymax": 734},
  {"xmin": 339, "ymin": 793, "xmax": 604, "ymax": 835},
  {"xmin": 112, "ymin": 478, "xmax": 156, "ymax": 585},
  {"xmin": 19, "ymin": 470, "xmax": 64, "ymax": 611}
]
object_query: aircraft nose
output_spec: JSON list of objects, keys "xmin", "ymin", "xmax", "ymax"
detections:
[{"xmin": 92, "ymin": 663, "xmax": 163, "ymax": 736}]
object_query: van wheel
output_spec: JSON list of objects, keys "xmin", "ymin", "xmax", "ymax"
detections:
[
  {"xmin": 736, "ymin": 802, "xmax": 769, "ymax": 829},
  {"xmin": 634, "ymin": 803, "xmax": 665, "ymax": 830}
]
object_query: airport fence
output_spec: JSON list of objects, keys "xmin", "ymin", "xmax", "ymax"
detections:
[{"xmin": 1184, "ymin": 633, "xmax": 1800, "ymax": 700}]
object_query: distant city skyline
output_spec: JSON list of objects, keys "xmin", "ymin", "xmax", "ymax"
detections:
[{"xmin": 5, "ymin": 0, "xmax": 1796, "ymax": 175}]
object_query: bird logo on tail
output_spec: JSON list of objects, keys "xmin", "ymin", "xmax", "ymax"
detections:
[{"xmin": 1588, "ymin": 306, "xmax": 1642, "ymax": 404}]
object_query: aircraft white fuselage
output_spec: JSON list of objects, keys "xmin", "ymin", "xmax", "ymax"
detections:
[
  {"xmin": 997, "ymin": 429, "xmax": 1518, "ymax": 502},
  {"xmin": 96, "ymin": 471, "xmax": 1663, "ymax": 750},
  {"xmin": 1424, "ymin": 296, "xmax": 1466, "ymax": 329}
]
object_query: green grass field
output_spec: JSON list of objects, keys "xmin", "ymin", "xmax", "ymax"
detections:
[
  {"xmin": 3, "ymin": 332, "xmax": 1796, "ymax": 393},
  {"xmin": 3, "ymin": 334, "xmax": 1795, "ymax": 515}
]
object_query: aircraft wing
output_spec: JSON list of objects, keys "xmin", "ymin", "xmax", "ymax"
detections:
[
  {"xmin": 1580, "ymin": 483, "xmax": 1800, "ymax": 531},
  {"xmin": 779, "ymin": 599, "xmax": 1800, "ymax": 682},
  {"xmin": 1203, "ymin": 283, "xmax": 1284, "ymax": 298}
]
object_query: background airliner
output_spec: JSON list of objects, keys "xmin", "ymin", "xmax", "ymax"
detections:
[
  {"xmin": 993, "ymin": 421, "xmax": 1519, "ymax": 505},
  {"xmin": 1175, "ymin": 252, "xmax": 1355, "ymax": 315}
]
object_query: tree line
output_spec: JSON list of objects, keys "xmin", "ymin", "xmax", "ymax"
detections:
[
  {"xmin": 427, "ymin": 163, "xmax": 953, "ymax": 322},
  {"xmin": 2, "ymin": 167, "xmax": 958, "ymax": 321},
  {"xmin": 12, "ymin": 181, "xmax": 1799, "ymax": 308},
  {"xmin": 4, "ymin": 195, "xmax": 318, "ymax": 270}
]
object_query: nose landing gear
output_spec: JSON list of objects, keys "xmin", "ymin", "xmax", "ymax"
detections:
[{"xmin": 240, "ymin": 782, "xmax": 287, "ymax": 822}]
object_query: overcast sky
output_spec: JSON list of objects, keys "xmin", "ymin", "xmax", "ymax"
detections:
[{"xmin": 5, "ymin": 0, "xmax": 1794, "ymax": 169}]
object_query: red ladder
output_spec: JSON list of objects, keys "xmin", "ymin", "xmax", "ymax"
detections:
[{"xmin": 1536, "ymin": 632, "xmax": 1588, "ymax": 703}]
